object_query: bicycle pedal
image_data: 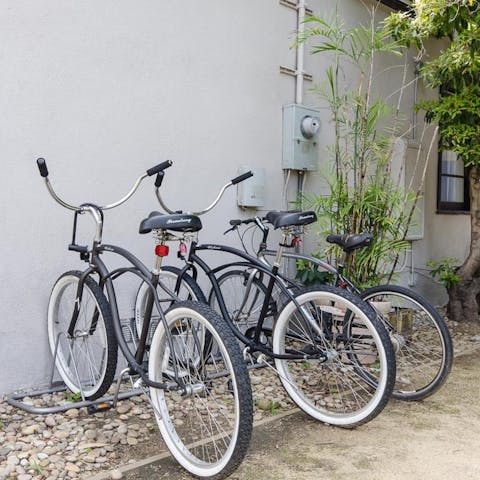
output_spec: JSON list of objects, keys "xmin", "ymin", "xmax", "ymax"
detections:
[{"xmin": 87, "ymin": 402, "xmax": 112, "ymax": 415}]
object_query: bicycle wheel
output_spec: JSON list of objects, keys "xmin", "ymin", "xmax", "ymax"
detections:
[
  {"xmin": 148, "ymin": 301, "xmax": 253, "ymax": 479},
  {"xmin": 208, "ymin": 269, "xmax": 272, "ymax": 337},
  {"xmin": 47, "ymin": 271, "xmax": 118, "ymax": 400},
  {"xmin": 361, "ymin": 285, "xmax": 453, "ymax": 401},
  {"xmin": 135, "ymin": 266, "xmax": 206, "ymax": 343},
  {"xmin": 272, "ymin": 285, "xmax": 396, "ymax": 427}
]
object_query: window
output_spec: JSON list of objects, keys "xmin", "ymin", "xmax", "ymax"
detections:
[{"xmin": 437, "ymin": 150, "xmax": 470, "ymax": 213}]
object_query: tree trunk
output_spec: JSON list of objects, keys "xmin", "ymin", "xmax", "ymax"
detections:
[{"xmin": 448, "ymin": 166, "xmax": 480, "ymax": 322}]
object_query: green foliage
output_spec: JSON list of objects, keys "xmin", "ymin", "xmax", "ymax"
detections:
[
  {"xmin": 66, "ymin": 391, "xmax": 82, "ymax": 403},
  {"xmin": 384, "ymin": 0, "xmax": 480, "ymax": 167},
  {"xmin": 299, "ymin": 11, "xmax": 419, "ymax": 288},
  {"xmin": 296, "ymin": 259, "xmax": 334, "ymax": 285},
  {"xmin": 427, "ymin": 258, "xmax": 460, "ymax": 289},
  {"xmin": 420, "ymin": 86, "xmax": 480, "ymax": 166},
  {"xmin": 148, "ymin": 423, "xmax": 159, "ymax": 432},
  {"xmin": 27, "ymin": 461, "xmax": 44, "ymax": 475},
  {"xmin": 269, "ymin": 401, "xmax": 281, "ymax": 415}
]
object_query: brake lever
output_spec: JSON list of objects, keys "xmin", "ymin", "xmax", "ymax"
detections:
[{"xmin": 223, "ymin": 225, "xmax": 238, "ymax": 235}]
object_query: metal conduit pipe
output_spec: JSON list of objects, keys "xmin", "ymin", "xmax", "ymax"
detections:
[{"xmin": 295, "ymin": 0, "xmax": 306, "ymax": 104}]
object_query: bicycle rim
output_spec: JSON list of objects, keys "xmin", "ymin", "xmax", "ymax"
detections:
[
  {"xmin": 273, "ymin": 286, "xmax": 395, "ymax": 427},
  {"xmin": 362, "ymin": 285, "xmax": 453, "ymax": 401},
  {"xmin": 149, "ymin": 301, "xmax": 252, "ymax": 478},
  {"xmin": 47, "ymin": 271, "xmax": 116, "ymax": 400}
]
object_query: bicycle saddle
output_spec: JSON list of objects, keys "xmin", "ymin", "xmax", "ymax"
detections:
[
  {"xmin": 326, "ymin": 232, "xmax": 373, "ymax": 252},
  {"xmin": 139, "ymin": 211, "xmax": 203, "ymax": 234},
  {"xmin": 265, "ymin": 210, "xmax": 317, "ymax": 229}
]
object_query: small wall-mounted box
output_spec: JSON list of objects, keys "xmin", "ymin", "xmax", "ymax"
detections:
[
  {"xmin": 236, "ymin": 166, "xmax": 265, "ymax": 208},
  {"xmin": 282, "ymin": 104, "xmax": 321, "ymax": 171}
]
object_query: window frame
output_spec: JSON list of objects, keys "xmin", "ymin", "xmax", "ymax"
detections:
[
  {"xmin": 379, "ymin": 0, "xmax": 411, "ymax": 12},
  {"xmin": 436, "ymin": 150, "xmax": 470, "ymax": 214}
]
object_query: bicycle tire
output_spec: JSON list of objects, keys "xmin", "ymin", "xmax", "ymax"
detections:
[
  {"xmin": 148, "ymin": 301, "xmax": 253, "ymax": 479},
  {"xmin": 361, "ymin": 284, "xmax": 453, "ymax": 401},
  {"xmin": 47, "ymin": 271, "xmax": 118, "ymax": 400},
  {"xmin": 135, "ymin": 265, "xmax": 206, "ymax": 343},
  {"xmin": 272, "ymin": 285, "xmax": 396, "ymax": 428}
]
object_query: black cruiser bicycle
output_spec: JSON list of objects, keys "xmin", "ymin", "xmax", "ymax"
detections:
[
  {"xmin": 134, "ymin": 171, "xmax": 396, "ymax": 428},
  {"xmin": 36, "ymin": 158, "xmax": 253, "ymax": 480}
]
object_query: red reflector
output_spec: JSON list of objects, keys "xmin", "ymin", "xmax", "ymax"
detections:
[
  {"xmin": 155, "ymin": 245, "xmax": 169, "ymax": 257},
  {"xmin": 292, "ymin": 237, "xmax": 302, "ymax": 247},
  {"xmin": 340, "ymin": 282, "xmax": 347, "ymax": 289}
]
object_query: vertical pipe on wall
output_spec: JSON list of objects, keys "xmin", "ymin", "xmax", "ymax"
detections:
[
  {"xmin": 295, "ymin": 0, "xmax": 306, "ymax": 255},
  {"xmin": 295, "ymin": 0, "xmax": 306, "ymax": 104}
]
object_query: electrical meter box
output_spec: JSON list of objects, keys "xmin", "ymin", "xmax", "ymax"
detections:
[
  {"xmin": 236, "ymin": 166, "xmax": 265, "ymax": 208},
  {"xmin": 282, "ymin": 104, "xmax": 321, "ymax": 171}
]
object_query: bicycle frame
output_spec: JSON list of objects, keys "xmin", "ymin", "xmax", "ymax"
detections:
[
  {"xmin": 261, "ymin": 249, "xmax": 360, "ymax": 294},
  {"xmin": 71, "ymin": 234, "xmax": 184, "ymax": 391},
  {"xmin": 250, "ymin": 230, "xmax": 400, "ymax": 333},
  {"xmin": 153, "ymin": 170, "xmax": 330, "ymax": 363},
  {"xmin": 229, "ymin": 215, "xmax": 362, "ymax": 295},
  {"xmin": 172, "ymin": 240, "xmax": 328, "ymax": 362}
]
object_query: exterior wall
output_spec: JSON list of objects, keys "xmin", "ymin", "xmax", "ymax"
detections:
[
  {"xmin": 0, "ymin": 0, "xmax": 292, "ymax": 394},
  {"xmin": 404, "ymin": 38, "xmax": 470, "ymax": 306},
  {"xmin": 0, "ymin": 0, "xmax": 462, "ymax": 394}
]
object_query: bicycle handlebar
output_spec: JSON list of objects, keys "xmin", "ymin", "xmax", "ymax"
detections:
[
  {"xmin": 155, "ymin": 172, "xmax": 164, "ymax": 188},
  {"xmin": 37, "ymin": 158, "xmax": 49, "ymax": 177},
  {"xmin": 36, "ymin": 157, "xmax": 173, "ymax": 212},
  {"xmin": 146, "ymin": 160, "xmax": 173, "ymax": 177},
  {"xmin": 155, "ymin": 170, "xmax": 254, "ymax": 216},
  {"xmin": 229, "ymin": 218, "xmax": 257, "ymax": 226},
  {"xmin": 231, "ymin": 171, "xmax": 253, "ymax": 185}
]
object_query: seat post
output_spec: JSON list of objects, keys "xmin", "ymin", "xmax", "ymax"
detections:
[
  {"xmin": 273, "ymin": 232, "xmax": 289, "ymax": 273},
  {"xmin": 337, "ymin": 250, "xmax": 349, "ymax": 274},
  {"xmin": 153, "ymin": 232, "xmax": 169, "ymax": 274}
]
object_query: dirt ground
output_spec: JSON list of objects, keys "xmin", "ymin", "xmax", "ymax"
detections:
[{"xmin": 106, "ymin": 346, "xmax": 480, "ymax": 480}]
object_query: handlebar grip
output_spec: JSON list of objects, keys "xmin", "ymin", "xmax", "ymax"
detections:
[
  {"xmin": 146, "ymin": 160, "xmax": 173, "ymax": 177},
  {"xmin": 155, "ymin": 172, "xmax": 164, "ymax": 188},
  {"xmin": 37, "ymin": 158, "xmax": 49, "ymax": 177},
  {"xmin": 229, "ymin": 218, "xmax": 256, "ymax": 226},
  {"xmin": 231, "ymin": 171, "xmax": 253, "ymax": 185}
]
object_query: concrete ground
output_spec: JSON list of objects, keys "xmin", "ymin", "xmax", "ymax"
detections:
[{"xmin": 91, "ymin": 346, "xmax": 480, "ymax": 480}]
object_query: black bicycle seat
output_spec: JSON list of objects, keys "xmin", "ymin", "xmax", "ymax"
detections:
[
  {"xmin": 326, "ymin": 232, "xmax": 374, "ymax": 252},
  {"xmin": 139, "ymin": 212, "xmax": 202, "ymax": 234},
  {"xmin": 265, "ymin": 210, "xmax": 317, "ymax": 229}
]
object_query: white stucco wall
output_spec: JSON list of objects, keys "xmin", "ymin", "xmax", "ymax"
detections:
[
  {"xmin": 0, "ymin": 0, "xmax": 292, "ymax": 394},
  {"xmin": 0, "ymin": 0, "xmax": 458, "ymax": 395},
  {"xmin": 0, "ymin": 0, "xmax": 308, "ymax": 394}
]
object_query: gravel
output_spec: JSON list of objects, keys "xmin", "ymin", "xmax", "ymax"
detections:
[
  {"xmin": 0, "ymin": 366, "xmax": 294, "ymax": 479},
  {"xmin": 0, "ymin": 318, "xmax": 478, "ymax": 479}
]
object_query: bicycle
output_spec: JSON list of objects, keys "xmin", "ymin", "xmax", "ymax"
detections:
[
  {"xmin": 36, "ymin": 158, "xmax": 253, "ymax": 479},
  {"xmin": 134, "ymin": 171, "xmax": 397, "ymax": 428},
  {"xmin": 224, "ymin": 214, "xmax": 453, "ymax": 401}
]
